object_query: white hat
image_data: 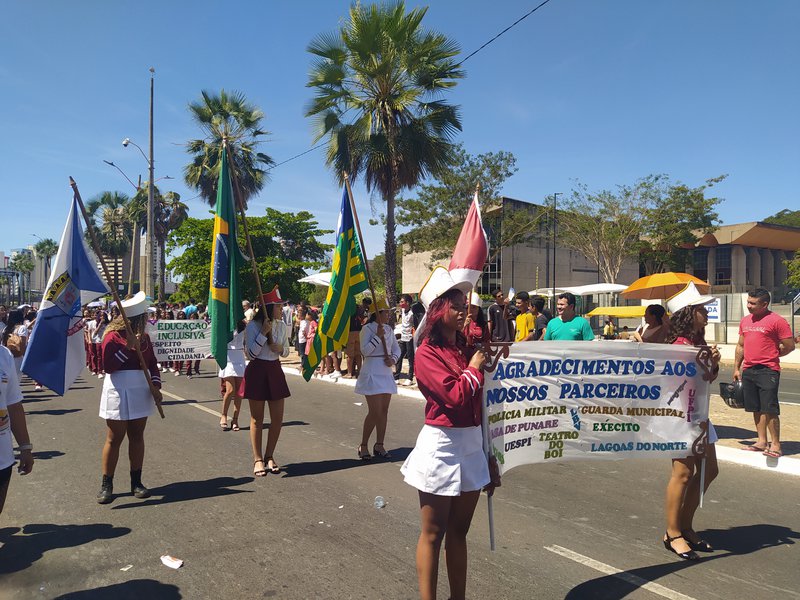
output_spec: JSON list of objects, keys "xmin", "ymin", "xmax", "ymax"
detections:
[
  {"xmin": 666, "ymin": 282, "xmax": 716, "ymax": 314},
  {"xmin": 419, "ymin": 266, "xmax": 473, "ymax": 309},
  {"xmin": 120, "ymin": 291, "xmax": 149, "ymax": 318},
  {"xmin": 469, "ymin": 291, "xmax": 482, "ymax": 307}
]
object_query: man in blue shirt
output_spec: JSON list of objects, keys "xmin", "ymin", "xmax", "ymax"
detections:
[
  {"xmin": 183, "ymin": 298, "xmax": 198, "ymax": 317},
  {"xmin": 543, "ymin": 292, "xmax": 594, "ymax": 341}
]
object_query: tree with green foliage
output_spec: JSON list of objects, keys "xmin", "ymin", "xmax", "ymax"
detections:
[
  {"xmin": 154, "ymin": 190, "xmax": 188, "ymax": 300},
  {"xmin": 33, "ymin": 238, "xmax": 59, "ymax": 282},
  {"xmin": 167, "ymin": 209, "xmax": 333, "ymax": 304},
  {"xmin": 764, "ymin": 209, "xmax": 800, "ymax": 228},
  {"xmin": 10, "ymin": 252, "xmax": 35, "ymax": 303},
  {"xmin": 126, "ymin": 188, "xmax": 148, "ymax": 293},
  {"xmin": 306, "ymin": 1, "xmax": 464, "ymax": 305},
  {"xmin": 85, "ymin": 191, "xmax": 132, "ymax": 289},
  {"xmin": 786, "ymin": 255, "xmax": 800, "ymax": 290},
  {"xmin": 396, "ymin": 145, "xmax": 520, "ymax": 262},
  {"xmin": 184, "ymin": 90, "xmax": 275, "ymax": 209}
]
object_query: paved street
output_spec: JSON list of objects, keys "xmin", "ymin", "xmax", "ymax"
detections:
[
  {"xmin": 2, "ymin": 365, "xmax": 799, "ymax": 599},
  {"xmin": 718, "ymin": 364, "xmax": 800, "ymax": 407}
]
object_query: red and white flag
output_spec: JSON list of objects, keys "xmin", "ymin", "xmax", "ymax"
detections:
[{"xmin": 449, "ymin": 189, "xmax": 489, "ymax": 287}]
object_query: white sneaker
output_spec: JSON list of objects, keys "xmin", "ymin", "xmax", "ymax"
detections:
[
  {"xmin": 169, "ymin": 368, "xmax": 176, "ymax": 372},
  {"xmin": 98, "ymin": 373, "xmax": 104, "ymax": 379},
  {"xmin": 330, "ymin": 370, "xmax": 343, "ymax": 379},
  {"xmin": 34, "ymin": 384, "xmax": 42, "ymax": 391},
  {"xmin": 174, "ymin": 371, "xmax": 180, "ymax": 376}
]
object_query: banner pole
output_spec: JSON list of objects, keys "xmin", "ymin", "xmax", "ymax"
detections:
[
  {"xmin": 343, "ymin": 173, "xmax": 389, "ymax": 360},
  {"xmin": 69, "ymin": 177, "xmax": 165, "ymax": 419}
]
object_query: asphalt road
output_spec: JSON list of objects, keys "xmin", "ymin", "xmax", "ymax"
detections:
[
  {"xmin": 2, "ymin": 367, "xmax": 799, "ymax": 599},
  {"xmin": 718, "ymin": 364, "xmax": 800, "ymax": 406}
]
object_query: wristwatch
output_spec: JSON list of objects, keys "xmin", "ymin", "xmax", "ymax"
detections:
[{"xmin": 18, "ymin": 443, "xmax": 33, "ymax": 451}]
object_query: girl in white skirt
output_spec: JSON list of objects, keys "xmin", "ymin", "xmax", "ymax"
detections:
[
  {"xmin": 97, "ymin": 292, "xmax": 162, "ymax": 504},
  {"xmin": 400, "ymin": 267, "xmax": 500, "ymax": 600},
  {"xmin": 218, "ymin": 319, "xmax": 246, "ymax": 431},
  {"xmin": 355, "ymin": 298, "xmax": 400, "ymax": 460}
]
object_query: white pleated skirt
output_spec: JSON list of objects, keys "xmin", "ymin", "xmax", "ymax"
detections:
[
  {"xmin": 99, "ymin": 370, "xmax": 155, "ymax": 421},
  {"xmin": 401, "ymin": 424, "xmax": 490, "ymax": 496}
]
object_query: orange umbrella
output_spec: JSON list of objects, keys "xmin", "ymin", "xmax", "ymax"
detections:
[{"xmin": 622, "ymin": 272, "xmax": 711, "ymax": 300}]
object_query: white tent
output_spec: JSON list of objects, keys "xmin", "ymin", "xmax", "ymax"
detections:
[
  {"xmin": 298, "ymin": 272, "xmax": 331, "ymax": 287},
  {"xmin": 564, "ymin": 283, "xmax": 627, "ymax": 297}
]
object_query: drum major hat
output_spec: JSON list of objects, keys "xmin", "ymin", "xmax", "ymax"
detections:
[
  {"xmin": 369, "ymin": 297, "xmax": 391, "ymax": 314},
  {"xmin": 261, "ymin": 286, "xmax": 284, "ymax": 305},
  {"xmin": 419, "ymin": 266, "xmax": 473, "ymax": 310},
  {"xmin": 666, "ymin": 282, "xmax": 716, "ymax": 314},
  {"xmin": 121, "ymin": 291, "xmax": 149, "ymax": 317}
]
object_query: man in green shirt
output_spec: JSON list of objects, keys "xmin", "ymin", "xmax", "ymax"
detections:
[{"xmin": 543, "ymin": 292, "xmax": 594, "ymax": 341}]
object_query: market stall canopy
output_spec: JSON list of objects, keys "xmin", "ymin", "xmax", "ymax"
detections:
[
  {"xmin": 586, "ymin": 306, "xmax": 647, "ymax": 318},
  {"xmin": 622, "ymin": 272, "xmax": 710, "ymax": 300},
  {"xmin": 298, "ymin": 272, "xmax": 331, "ymax": 287}
]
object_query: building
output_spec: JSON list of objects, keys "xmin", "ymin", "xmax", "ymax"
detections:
[
  {"xmin": 687, "ymin": 221, "xmax": 799, "ymax": 296},
  {"xmin": 402, "ymin": 196, "xmax": 640, "ymax": 296}
]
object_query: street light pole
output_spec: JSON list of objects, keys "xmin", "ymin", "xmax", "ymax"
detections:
[
  {"xmin": 147, "ymin": 67, "xmax": 156, "ymax": 301},
  {"xmin": 552, "ymin": 192, "xmax": 561, "ymax": 310}
]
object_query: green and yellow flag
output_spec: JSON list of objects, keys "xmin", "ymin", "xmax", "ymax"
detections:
[
  {"xmin": 303, "ymin": 188, "xmax": 369, "ymax": 381},
  {"xmin": 209, "ymin": 148, "xmax": 245, "ymax": 368}
]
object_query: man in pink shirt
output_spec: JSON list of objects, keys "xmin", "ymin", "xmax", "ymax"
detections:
[{"xmin": 733, "ymin": 288, "xmax": 796, "ymax": 458}]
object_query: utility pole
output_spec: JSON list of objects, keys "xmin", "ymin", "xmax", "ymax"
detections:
[
  {"xmin": 552, "ymin": 192, "xmax": 561, "ymax": 311},
  {"xmin": 147, "ymin": 67, "xmax": 156, "ymax": 300}
]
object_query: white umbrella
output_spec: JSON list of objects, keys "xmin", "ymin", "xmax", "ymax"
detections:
[
  {"xmin": 87, "ymin": 300, "xmax": 105, "ymax": 308},
  {"xmin": 298, "ymin": 272, "xmax": 332, "ymax": 287},
  {"xmin": 564, "ymin": 283, "xmax": 627, "ymax": 297}
]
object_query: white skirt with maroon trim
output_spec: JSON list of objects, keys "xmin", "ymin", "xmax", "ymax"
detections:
[
  {"xmin": 99, "ymin": 370, "xmax": 155, "ymax": 421},
  {"xmin": 240, "ymin": 358, "xmax": 290, "ymax": 401},
  {"xmin": 401, "ymin": 424, "xmax": 490, "ymax": 496}
]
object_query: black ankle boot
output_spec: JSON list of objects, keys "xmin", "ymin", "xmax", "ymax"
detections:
[
  {"xmin": 96, "ymin": 475, "xmax": 114, "ymax": 504},
  {"xmin": 130, "ymin": 469, "xmax": 151, "ymax": 499}
]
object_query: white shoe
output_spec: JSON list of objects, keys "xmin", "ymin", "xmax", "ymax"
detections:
[
  {"xmin": 34, "ymin": 385, "xmax": 42, "ymax": 391},
  {"xmin": 330, "ymin": 370, "xmax": 343, "ymax": 379},
  {"xmin": 174, "ymin": 371, "xmax": 180, "ymax": 376},
  {"xmin": 98, "ymin": 373, "xmax": 104, "ymax": 379},
  {"xmin": 169, "ymin": 368, "xmax": 176, "ymax": 372}
]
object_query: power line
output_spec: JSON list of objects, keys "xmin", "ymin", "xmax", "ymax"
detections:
[{"xmin": 269, "ymin": 2, "xmax": 554, "ymax": 171}]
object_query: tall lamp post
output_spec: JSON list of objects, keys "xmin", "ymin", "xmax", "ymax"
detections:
[
  {"xmin": 552, "ymin": 192, "xmax": 562, "ymax": 310},
  {"xmin": 122, "ymin": 66, "xmax": 157, "ymax": 299}
]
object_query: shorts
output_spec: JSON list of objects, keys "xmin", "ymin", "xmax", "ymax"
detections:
[
  {"xmin": 741, "ymin": 366, "xmax": 780, "ymax": 415},
  {"xmin": 346, "ymin": 331, "xmax": 362, "ymax": 358},
  {"xmin": 0, "ymin": 464, "xmax": 12, "ymax": 488}
]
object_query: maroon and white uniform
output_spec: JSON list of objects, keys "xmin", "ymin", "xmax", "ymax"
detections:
[
  {"xmin": 401, "ymin": 339, "xmax": 490, "ymax": 495},
  {"xmin": 99, "ymin": 331, "xmax": 161, "ymax": 420}
]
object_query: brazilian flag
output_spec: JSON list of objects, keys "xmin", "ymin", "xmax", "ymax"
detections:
[
  {"xmin": 303, "ymin": 188, "xmax": 369, "ymax": 381},
  {"xmin": 209, "ymin": 148, "xmax": 245, "ymax": 368}
]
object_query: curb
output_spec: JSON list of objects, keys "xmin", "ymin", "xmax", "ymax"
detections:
[{"xmin": 283, "ymin": 365, "xmax": 799, "ymax": 476}]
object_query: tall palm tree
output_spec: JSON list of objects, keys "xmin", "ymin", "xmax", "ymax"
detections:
[
  {"xmin": 306, "ymin": 1, "xmax": 464, "ymax": 303},
  {"xmin": 33, "ymin": 237, "xmax": 59, "ymax": 285},
  {"xmin": 154, "ymin": 190, "xmax": 188, "ymax": 300},
  {"xmin": 126, "ymin": 189, "xmax": 149, "ymax": 293},
  {"xmin": 10, "ymin": 252, "xmax": 35, "ymax": 304},
  {"xmin": 184, "ymin": 90, "xmax": 275, "ymax": 208},
  {"xmin": 86, "ymin": 191, "xmax": 132, "ymax": 290}
]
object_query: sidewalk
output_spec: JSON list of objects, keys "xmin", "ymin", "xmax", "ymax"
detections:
[{"xmin": 283, "ymin": 353, "xmax": 800, "ymax": 477}]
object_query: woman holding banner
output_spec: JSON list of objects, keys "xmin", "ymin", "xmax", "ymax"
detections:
[
  {"xmin": 241, "ymin": 287, "xmax": 290, "ymax": 477},
  {"xmin": 355, "ymin": 298, "xmax": 400, "ymax": 460},
  {"xmin": 401, "ymin": 267, "xmax": 500, "ymax": 600},
  {"xmin": 662, "ymin": 282, "xmax": 721, "ymax": 560},
  {"xmin": 219, "ymin": 318, "xmax": 246, "ymax": 431},
  {"xmin": 96, "ymin": 292, "xmax": 162, "ymax": 505}
]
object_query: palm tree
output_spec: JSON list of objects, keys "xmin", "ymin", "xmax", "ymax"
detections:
[
  {"xmin": 154, "ymin": 190, "xmax": 188, "ymax": 300},
  {"xmin": 33, "ymin": 237, "xmax": 59, "ymax": 285},
  {"xmin": 306, "ymin": 1, "xmax": 464, "ymax": 303},
  {"xmin": 86, "ymin": 191, "xmax": 132, "ymax": 290},
  {"xmin": 10, "ymin": 252, "xmax": 35, "ymax": 304},
  {"xmin": 126, "ymin": 189, "xmax": 149, "ymax": 293},
  {"xmin": 184, "ymin": 90, "xmax": 275, "ymax": 208}
]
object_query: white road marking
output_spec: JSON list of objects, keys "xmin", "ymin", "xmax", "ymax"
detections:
[
  {"xmin": 160, "ymin": 389, "xmax": 222, "ymax": 418},
  {"xmin": 544, "ymin": 545, "xmax": 698, "ymax": 600}
]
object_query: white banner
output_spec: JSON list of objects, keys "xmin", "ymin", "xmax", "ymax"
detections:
[
  {"xmin": 145, "ymin": 320, "xmax": 211, "ymax": 362},
  {"xmin": 485, "ymin": 341, "xmax": 712, "ymax": 474}
]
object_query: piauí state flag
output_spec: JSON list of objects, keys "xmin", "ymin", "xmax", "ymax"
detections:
[
  {"xmin": 303, "ymin": 188, "xmax": 369, "ymax": 381},
  {"xmin": 448, "ymin": 189, "xmax": 489, "ymax": 288},
  {"xmin": 209, "ymin": 147, "xmax": 245, "ymax": 369},
  {"xmin": 21, "ymin": 198, "xmax": 110, "ymax": 394}
]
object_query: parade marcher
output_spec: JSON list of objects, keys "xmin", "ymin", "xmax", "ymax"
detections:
[
  {"xmin": 632, "ymin": 304, "xmax": 670, "ymax": 344},
  {"xmin": 0, "ymin": 343, "xmax": 34, "ymax": 515},
  {"xmin": 733, "ymin": 288, "xmax": 795, "ymax": 458},
  {"xmin": 663, "ymin": 282, "xmax": 721, "ymax": 560},
  {"xmin": 395, "ymin": 293, "xmax": 418, "ymax": 385},
  {"xmin": 543, "ymin": 292, "xmax": 594, "ymax": 341},
  {"xmin": 219, "ymin": 319, "xmax": 246, "ymax": 431},
  {"xmin": 241, "ymin": 287, "xmax": 291, "ymax": 477},
  {"xmin": 2, "ymin": 310, "xmax": 28, "ymax": 374},
  {"xmin": 463, "ymin": 292, "xmax": 490, "ymax": 347},
  {"xmin": 355, "ymin": 298, "xmax": 400, "ymax": 460},
  {"xmin": 487, "ymin": 288, "xmax": 514, "ymax": 343},
  {"xmin": 96, "ymin": 292, "xmax": 162, "ymax": 504},
  {"xmin": 296, "ymin": 306, "xmax": 309, "ymax": 362},
  {"xmin": 86, "ymin": 310, "xmax": 108, "ymax": 378},
  {"xmin": 401, "ymin": 267, "xmax": 500, "ymax": 600}
]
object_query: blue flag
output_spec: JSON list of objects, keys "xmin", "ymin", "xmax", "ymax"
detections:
[{"xmin": 22, "ymin": 197, "xmax": 110, "ymax": 394}]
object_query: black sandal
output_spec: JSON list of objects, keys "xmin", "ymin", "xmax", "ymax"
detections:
[
  {"xmin": 663, "ymin": 532, "xmax": 700, "ymax": 561},
  {"xmin": 253, "ymin": 459, "xmax": 267, "ymax": 477},
  {"xmin": 682, "ymin": 530, "xmax": 714, "ymax": 552},
  {"xmin": 372, "ymin": 443, "xmax": 392, "ymax": 459},
  {"xmin": 357, "ymin": 444, "xmax": 372, "ymax": 461}
]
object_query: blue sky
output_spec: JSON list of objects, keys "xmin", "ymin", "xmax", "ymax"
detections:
[{"xmin": 1, "ymin": 1, "xmax": 797, "ymax": 266}]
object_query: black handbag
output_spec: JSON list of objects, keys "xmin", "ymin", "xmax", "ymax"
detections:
[{"xmin": 719, "ymin": 380, "xmax": 745, "ymax": 409}]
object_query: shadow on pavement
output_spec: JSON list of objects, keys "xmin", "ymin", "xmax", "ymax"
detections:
[
  {"xmin": 715, "ymin": 424, "xmax": 756, "ymax": 440},
  {"xmin": 25, "ymin": 408, "xmax": 83, "ymax": 416},
  {"xmin": 0, "ymin": 523, "xmax": 131, "ymax": 575},
  {"xmin": 239, "ymin": 419, "xmax": 309, "ymax": 432},
  {"xmin": 282, "ymin": 447, "xmax": 412, "ymax": 477},
  {"xmin": 562, "ymin": 524, "xmax": 799, "ymax": 599},
  {"xmin": 53, "ymin": 579, "xmax": 182, "ymax": 599},
  {"xmin": 30, "ymin": 450, "xmax": 66, "ymax": 461},
  {"xmin": 111, "ymin": 476, "xmax": 252, "ymax": 509}
]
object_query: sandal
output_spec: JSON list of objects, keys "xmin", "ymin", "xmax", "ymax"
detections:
[
  {"xmin": 743, "ymin": 445, "xmax": 766, "ymax": 452},
  {"xmin": 663, "ymin": 532, "xmax": 700, "ymax": 561},
  {"xmin": 763, "ymin": 449, "xmax": 782, "ymax": 458},
  {"xmin": 682, "ymin": 530, "xmax": 714, "ymax": 552},
  {"xmin": 220, "ymin": 419, "xmax": 230, "ymax": 431},
  {"xmin": 357, "ymin": 444, "xmax": 372, "ymax": 461},
  {"xmin": 231, "ymin": 422, "xmax": 240, "ymax": 432},
  {"xmin": 264, "ymin": 456, "xmax": 281, "ymax": 474},
  {"xmin": 372, "ymin": 443, "xmax": 392, "ymax": 459},
  {"xmin": 253, "ymin": 459, "xmax": 267, "ymax": 477}
]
